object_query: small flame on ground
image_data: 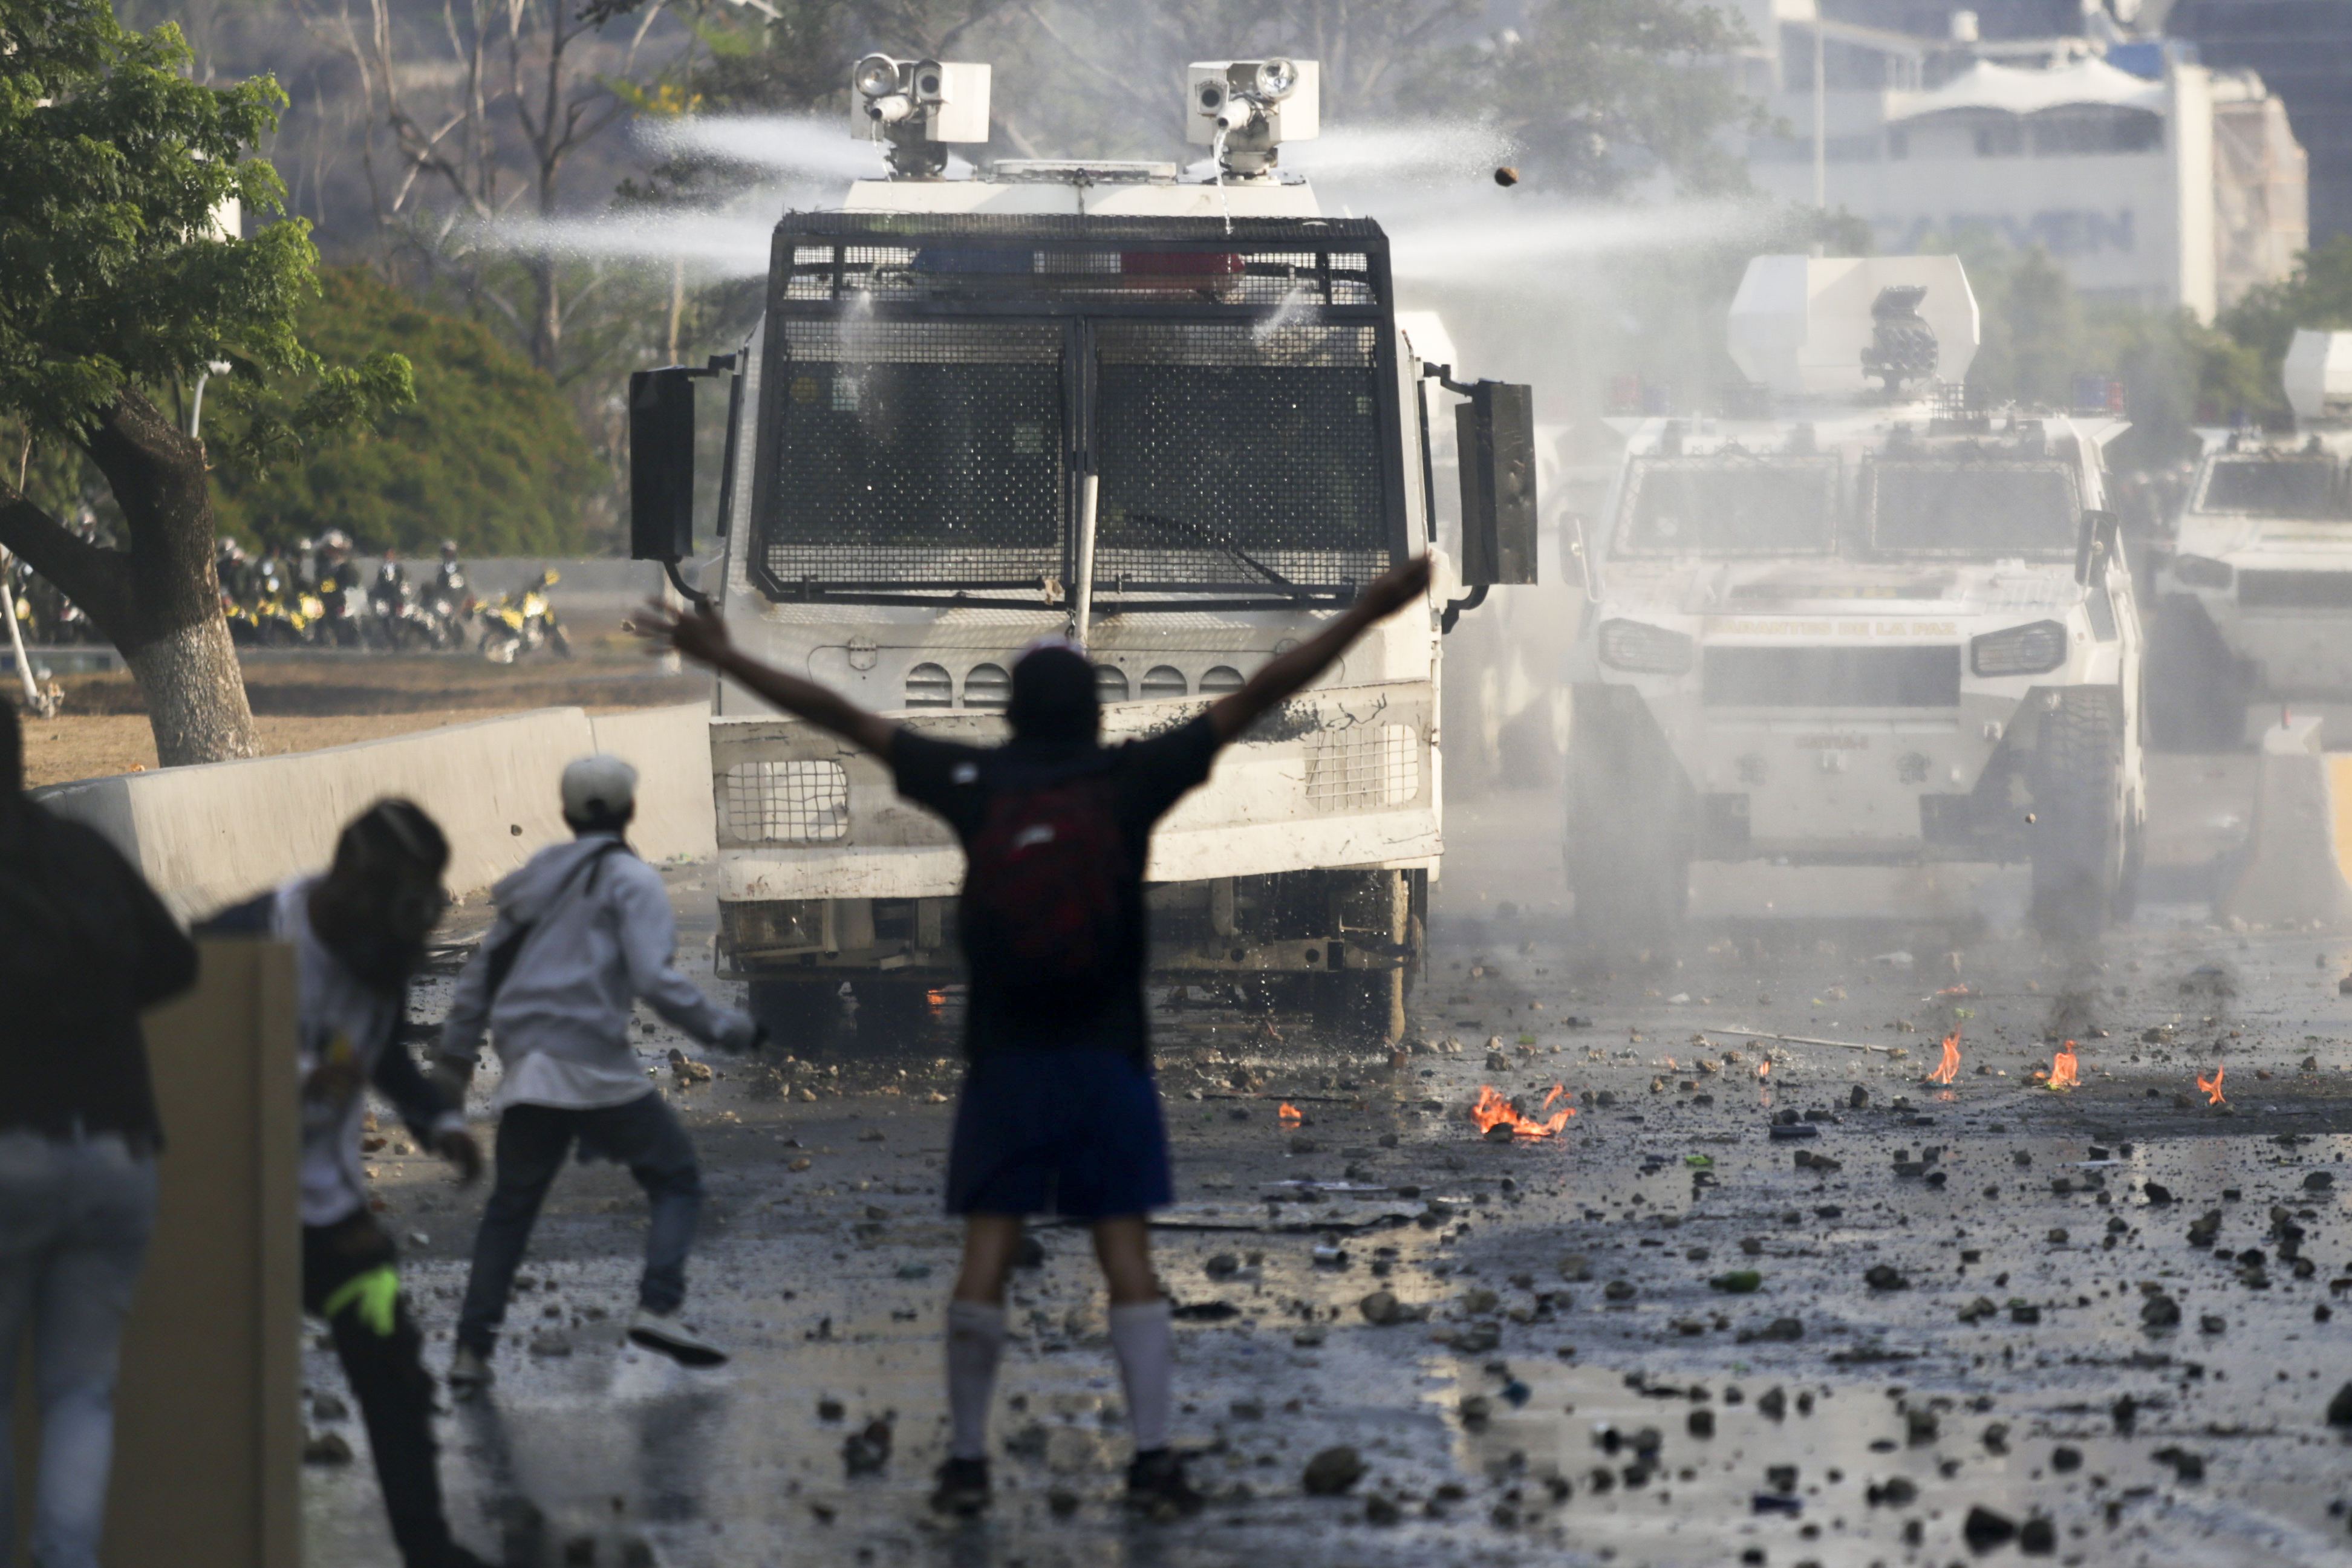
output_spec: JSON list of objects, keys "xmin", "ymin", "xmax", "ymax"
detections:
[
  {"xmin": 925, "ymin": 989, "xmax": 947, "ymax": 1007},
  {"xmin": 2198, "ymin": 1063, "xmax": 2226, "ymax": 1106},
  {"xmin": 2045, "ymin": 1041, "xmax": 2080, "ymax": 1091},
  {"xmin": 1757, "ymin": 1060, "xmax": 1771, "ymax": 1078},
  {"xmin": 1926, "ymin": 1032, "xmax": 1962, "ymax": 1087},
  {"xmin": 1277, "ymin": 1102, "xmax": 1302, "ymax": 1127},
  {"xmin": 1541, "ymin": 1084, "xmax": 1564, "ymax": 1111},
  {"xmin": 1471, "ymin": 1084, "xmax": 1572, "ymax": 1138}
]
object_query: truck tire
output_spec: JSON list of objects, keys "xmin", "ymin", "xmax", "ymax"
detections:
[
  {"xmin": 2145, "ymin": 597, "xmax": 2245, "ymax": 752},
  {"xmin": 1308, "ymin": 971, "xmax": 1400, "ymax": 1043},
  {"xmin": 2113, "ymin": 795, "xmax": 2145, "ymax": 924},
  {"xmin": 2029, "ymin": 689, "xmax": 2126, "ymax": 942},
  {"xmin": 749, "ymin": 980, "xmax": 842, "ymax": 1043},
  {"xmin": 853, "ymin": 981, "xmax": 939, "ymax": 1044},
  {"xmin": 1565, "ymin": 694, "xmax": 1690, "ymax": 952}
]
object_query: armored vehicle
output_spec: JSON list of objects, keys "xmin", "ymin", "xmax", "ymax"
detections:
[
  {"xmin": 628, "ymin": 56, "xmax": 1534, "ymax": 1040},
  {"xmin": 1565, "ymin": 255, "xmax": 2144, "ymax": 946}
]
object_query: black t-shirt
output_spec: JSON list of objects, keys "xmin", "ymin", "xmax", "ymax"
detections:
[{"xmin": 890, "ymin": 714, "xmax": 1221, "ymax": 1062}]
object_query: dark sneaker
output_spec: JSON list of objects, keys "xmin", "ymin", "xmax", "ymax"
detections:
[
  {"xmin": 447, "ymin": 1344, "xmax": 494, "ymax": 1393},
  {"xmin": 1125, "ymin": 1449, "xmax": 1204, "ymax": 1520},
  {"xmin": 930, "ymin": 1456, "xmax": 991, "ymax": 1517}
]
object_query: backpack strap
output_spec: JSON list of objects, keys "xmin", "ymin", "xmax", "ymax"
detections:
[{"xmin": 480, "ymin": 839, "xmax": 628, "ymax": 1003}]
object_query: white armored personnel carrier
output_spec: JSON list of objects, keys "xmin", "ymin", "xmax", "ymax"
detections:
[
  {"xmin": 626, "ymin": 56, "xmax": 1536, "ymax": 1041},
  {"xmin": 2149, "ymin": 330, "xmax": 2352, "ymax": 749},
  {"xmin": 1563, "ymin": 255, "xmax": 2145, "ymax": 946}
]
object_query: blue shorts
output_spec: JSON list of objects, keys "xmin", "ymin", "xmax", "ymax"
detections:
[{"xmin": 945, "ymin": 1049, "xmax": 1172, "ymax": 1221}]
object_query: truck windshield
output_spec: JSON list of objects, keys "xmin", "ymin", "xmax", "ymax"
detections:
[
  {"xmin": 2197, "ymin": 457, "xmax": 2343, "ymax": 518},
  {"xmin": 1867, "ymin": 462, "xmax": 2078, "ymax": 556},
  {"xmin": 754, "ymin": 317, "xmax": 1389, "ymax": 602},
  {"xmin": 760, "ymin": 320, "xmax": 1067, "ymax": 593},
  {"xmin": 1095, "ymin": 323, "xmax": 1388, "ymax": 595},
  {"xmin": 1614, "ymin": 456, "xmax": 1839, "ymax": 555}
]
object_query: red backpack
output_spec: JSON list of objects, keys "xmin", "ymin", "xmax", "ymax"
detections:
[{"xmin": 961, "ymin": 772, "xmax": 1129, "ymax": 1003}]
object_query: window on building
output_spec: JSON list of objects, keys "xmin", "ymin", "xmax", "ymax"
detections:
[
  {"xmin": 2030, "ymin": 108, "xmax": 2163, "ymax": 155},
  {"xmin": 1973, "ymin": 121, "xmax": 2025, "ymax": 157}
]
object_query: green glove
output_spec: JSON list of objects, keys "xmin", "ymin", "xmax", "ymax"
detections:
[{"xmin": 322, "ymin": 1264, "xmax": 402, "ymax": 1338}]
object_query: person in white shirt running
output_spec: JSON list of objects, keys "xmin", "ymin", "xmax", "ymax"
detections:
[{"xmin": 436, "ymin": 756, "xmax": 759, "ymax": 1386}]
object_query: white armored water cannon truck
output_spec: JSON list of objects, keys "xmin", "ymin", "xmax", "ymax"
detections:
[
  {"xmin": 2147, "ymin": 330, "xmax": 2352, "ymax": 749},
  {"xmin": 625, "ymin": 57, "xmax": 1536, "ymax": 1043},
  {"xmin": 1563, "ymin": 255, "xmax": 2145, "ymax": 948}
]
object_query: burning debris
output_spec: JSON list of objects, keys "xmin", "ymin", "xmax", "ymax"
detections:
[
  {"xmin": 2034, "ymin": 1041, "xmax": 2080, "ymax": 1091},
  {"xmin": 1470, "ymin": 1084, "xmax": 1573, "ymax": 1139},
  {"xmin": 2198, "ymin": 1063, "xmax": 2227, "ymax": 1106},
  {"xmin": 1926, "ymin": 1032, "xmax": 1962, "ymax": 1087},
  {"xmin": 1278, "ymin": 1102, "xmax": 1303, "ymax": 1128}
]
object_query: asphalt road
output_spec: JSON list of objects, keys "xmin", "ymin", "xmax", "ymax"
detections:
[{"xmin": 304, "ymin": 767, "xmax": 2352, "ymax": 1568}]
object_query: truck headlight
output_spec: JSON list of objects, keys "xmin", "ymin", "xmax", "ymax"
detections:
[
  {"xmin": 1969, "ymin": 620, "xmax": 2068, "ymax": 678},
  {"xmin": 2171, "ymin": 554, "xmax": 2233, "ymax": 590},
  {"xmin": 1598, "ymin": 618, "xmax": 1695, "ymax": 675}
]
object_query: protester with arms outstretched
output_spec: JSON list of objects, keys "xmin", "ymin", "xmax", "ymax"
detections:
[{"xmin": 641, "ymin": 553, "xmax": 1431, "ymax": 1518}]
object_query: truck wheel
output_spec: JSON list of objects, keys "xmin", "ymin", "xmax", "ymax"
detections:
[
  {"xmin": 2029, "ymin": 690, "xmax": 2125, "ymax": 942},
  {"xmin": 1308, "ymin": 971, "xmax": 1398, "ymax": 1043},
  {"xmin": 749, "ymin": 980, "xmax": 842, "ymax": 1043},
  {"xmin": 2112, "ymin": 795, "xmax": 2145, "ymax": 925},
  {"xmin": 1565, "ymin": 696, "xmax": 1689, "ymax": 952},
  {"xmin": 853, "ymin": 981, "xmax": 939, "ymax": 1044},
  {"xmin": 2145, "ymin": 597, "xmax": 2246, "ymax": 752}
]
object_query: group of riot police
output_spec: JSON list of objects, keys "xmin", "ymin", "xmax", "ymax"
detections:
[{"xmin": 215, "ymin": 534, "xmax": 536, "ymax": 655}]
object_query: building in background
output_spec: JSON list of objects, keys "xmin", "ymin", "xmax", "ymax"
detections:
[
  {"xmin": 2168, "ymin": 0, "xmax": 2352, "ymax": 248},
  {"xmin": 1730, "ymin": 0, "xmax": 2305, "ymax": 317}
]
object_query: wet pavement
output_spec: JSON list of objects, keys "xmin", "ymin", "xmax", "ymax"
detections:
[{"xmin": 305, "ymin": 773, "xmax": 2352, "ymax": 1567}]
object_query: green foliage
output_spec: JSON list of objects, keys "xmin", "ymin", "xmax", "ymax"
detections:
[
  {"xmin": 1903, "ymin": 231, "xmax": 2239, "ymax": 469},
  {"xmin": 2216, "ymin": 235, "xmax": 2352, "ymax": 424},
  {"xmin": 0, "ymin": 0, "xmax": 407, "ymax": 456},
  {"xmin": 211, "ymin": 268, "xmax": 602, "ymax": 555},
  {"xmin": 1415, "ymin": 0, "xmax": 1764, "ymax": 195}
]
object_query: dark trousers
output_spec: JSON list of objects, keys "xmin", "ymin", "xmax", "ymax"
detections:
[
  {"xmin": 455, "ymin": 1092, "xmax": 702, "ymax": 1356},
  {"xmin": 303, "ymin": 1214, "xmax": 461, "ymax": 1568}
]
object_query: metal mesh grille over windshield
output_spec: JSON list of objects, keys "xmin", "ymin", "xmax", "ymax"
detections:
[
  {"xmin": 760, "ymin": 320, "xmax": 1065, "ymax": 591},
  {"xmin": 1095, "ymin": 323, "xmax": 1387, "ymax": 591}
]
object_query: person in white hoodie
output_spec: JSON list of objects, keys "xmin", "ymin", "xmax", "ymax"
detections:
[{"xmin": 435, "ymin": 755, "xmax": 758, "ymax": 1387}]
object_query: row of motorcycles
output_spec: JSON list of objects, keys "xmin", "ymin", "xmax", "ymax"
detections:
[{"xmin": 220, "ymin": 535, "xmax": 570, "ymax": 663}]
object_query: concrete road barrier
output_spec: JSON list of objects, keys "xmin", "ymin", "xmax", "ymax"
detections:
[
  {"xmin": 2216, "ymin": 714, "xmax": 2352, "ymax": 928},
  {"xmin": 588, "ymin": 701, "xmax": 715, "ymax": 864},
  {"xmin": 34, "ymin": 705, "xmax": 720, "ymax": 919},
  {"xmin": 36, "ymin": 706, "xmax": 590, "ymax": 918}
]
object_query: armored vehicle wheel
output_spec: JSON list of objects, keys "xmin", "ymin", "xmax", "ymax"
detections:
[
  {"xmin": 749, "ymin": 979, "xmax": 844, "ymax": 1043},
  {"xmin": 2145, "ymin": 596, "xmax": 2247, "ymax": 752},
  {"xmin": 1565, "ymin": 695, "xmax": 1690, "ymax": 952},
  {"xmin": 1308, "ymin": 970, "xmax": 1404, "ymax": 1045},
  {"xmin": 2113, "ymin": 795, "xmax": 2145, "ymax": 924},
  {"xmin": 2029, "ymin": 689, "xmax": 2127, "ymax": 942},
  {"xmin": 853, "ymin": 980, "xmax": 939, "ymax": 1044}
]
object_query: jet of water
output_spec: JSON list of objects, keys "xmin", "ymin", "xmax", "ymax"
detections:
[{"xmin": 640, "ymin": 114, "xmax": 891, "ymax": 182}]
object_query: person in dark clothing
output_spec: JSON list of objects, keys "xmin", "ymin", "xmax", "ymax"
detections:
[
  {"xmin": 640, "ymin": 552, "xmax": 1432, "ymax": 1520},
  {"xmin": 200, "ymin": 802, "xmax": 494, "ymax": 1568},
  {"xmin": 0, "ymin": 709, "xmax": 199, "ymax": 1568}
]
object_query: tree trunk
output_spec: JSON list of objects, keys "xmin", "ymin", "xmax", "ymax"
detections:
[{"xmin": 0, "ymin": 390, "xmax": 261, "ymax": 767}]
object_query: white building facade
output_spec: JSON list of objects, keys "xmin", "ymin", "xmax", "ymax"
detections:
[{"xmin": 1733, "ymin": 0, "xmax": 2306, "ymax": 319}]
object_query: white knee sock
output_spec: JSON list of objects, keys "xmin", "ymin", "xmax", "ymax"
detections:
[
  {"xmin": 1108, "ymin": 1300, "xmax": 1174, "ymax": 1453},
  {"xmin": 945, "ymin": 1299, "xmax": 1007, "ymax": 1461}
]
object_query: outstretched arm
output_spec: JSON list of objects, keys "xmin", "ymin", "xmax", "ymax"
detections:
[
  {"xmin": 1206, "ymin": 555, "xmax": 1432, "ymax": 743},
  {"xmin": 638, "ymin": 599, "xmax": 900, "ymax": 756}
]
